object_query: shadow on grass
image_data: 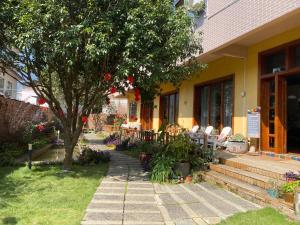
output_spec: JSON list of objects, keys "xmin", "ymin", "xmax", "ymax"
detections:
[{"xmin": 2, "ymin": 217, "xmax": 18, "ymax": 225}]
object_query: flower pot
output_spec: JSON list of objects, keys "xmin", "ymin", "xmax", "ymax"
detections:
[
  {"xmin": 282, "ymin": 192, "xmax": 294, "ymax": 204},
  {"xmin": 185, "ymin": 175, "xmax": 193, "ymax": 184},
  {"xmin": 177, "ymin": 162, "xmax": 190, "ymax": 178},
  {"xmin": 267, "ymin": 189, "xmax": 279, "ymax": 198}
]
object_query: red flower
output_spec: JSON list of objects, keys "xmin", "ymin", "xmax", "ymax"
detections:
[
  {"xmin": 124, "ymin": 121, "xmax": 127, "ymax": 124},
  {"xmin": 110, "ymin": 86, "xmax": 117, "ymax": 94},
  {"xmin": 37, "ymin": 124, "xmax": 45, "ymax": 132},
  {"xmin": 82, "ymin": 116, "xmax": 88, "ymax": 124},
  {"xmin": 104, "ymin": 73, "xmax": 111, "ymax": 81},
  {"xmin": 127, "ymin": 76, "xmax": 134, "ymax": 85},
  {"xmin": 37, "ymin": 98, "xmax": 46, "ymax": 105}
]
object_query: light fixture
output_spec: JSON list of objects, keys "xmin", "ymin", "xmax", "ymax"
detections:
[{"xmin": 288, "ymin": 95, "xmax": 297, "ymax": 100}]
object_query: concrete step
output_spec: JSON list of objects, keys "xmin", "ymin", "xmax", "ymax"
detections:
[
  {"xmin": 218, "ymin": 156, "xmax": 285, "ymax": 181},
  {"xmin": 209, "ymin": 164, "xmax": 284, "ymax": 190},
  {"xmin": 201, "ymin": 170, "xmax": 295, "ymax": 215}
]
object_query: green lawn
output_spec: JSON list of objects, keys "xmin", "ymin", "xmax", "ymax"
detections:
[
  {"xmin": 218, "ymin": 207, "xmax": 300, "ymax": 225},
  {"xmin": 0, "ymin": 163, "xmax": 108, "ymax": 225}
]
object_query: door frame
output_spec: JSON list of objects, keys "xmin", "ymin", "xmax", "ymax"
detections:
[{"xmin": 259, "ymin": 38, "xmax": 300, "ymax": 153}]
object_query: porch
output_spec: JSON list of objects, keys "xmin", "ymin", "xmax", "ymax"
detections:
[{"xmin": 201, "ymin": 150, "xmax": 300, "ymax": 220}]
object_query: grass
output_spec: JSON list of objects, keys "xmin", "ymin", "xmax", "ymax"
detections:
[
  {"xmin": 217, "ymin": 207, "xmax": 300, "ymax": 225},
  {"xmin": 0, "ymin": 163, "xmax": 108, "ymax": 225}
]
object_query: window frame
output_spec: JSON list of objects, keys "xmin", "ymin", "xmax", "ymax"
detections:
[
  {"xmin": 0, "ymin": 77, "xmax": 4, "ymax": 94},
  {"xmin": 159, "ymin": 91, "xmax": 179, "ymax": 126},
  {"xmin": 193, "ymin": 75, "xmax": 234, "ymax": 132}
]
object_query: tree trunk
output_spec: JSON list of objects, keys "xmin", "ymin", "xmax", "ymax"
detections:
[{"xmin": 63, "ymin": 134, "xmax": 74, "ymax": 170}]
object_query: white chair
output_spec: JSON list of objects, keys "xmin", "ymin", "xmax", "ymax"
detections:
[
  {"xmin": 188, "ymin": 125, "xmax": 199, "ymax": 139},
  {"xmin": 197, "ymin": 126, "xmax": 214, "ymax": 144},
  {"xmin": 209, "ymin": 126, "xmax": 232, "ymax": 150}
]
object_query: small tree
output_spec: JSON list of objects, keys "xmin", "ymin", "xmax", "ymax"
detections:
[{"xmin": 1, "ymin": 0, "xmax": 202, "ymax": 169}]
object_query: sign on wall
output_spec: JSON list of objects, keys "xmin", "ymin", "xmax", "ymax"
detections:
[{"xmin": 247, "ymin": 107, "xmax": 261, "ymax": 138}]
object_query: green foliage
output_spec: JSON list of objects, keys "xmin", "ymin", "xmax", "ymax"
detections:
[
  {"xmin": 281, "ymin": 180, "xmax": 300, "ymax": 193},
  {"xmin": 78, "ymin": 147, "xmax": 111, "ymax": 165},
  {"xmin": 228, "ymin": 133, "xmax": 246, "ymax": 142},
  {"xmin": 150, "ymin": 153, "xmax": 176, "ymax": 183},
  {"xmin": 165, "ymin": 133, "xmax": 195, "ymax": 162}
]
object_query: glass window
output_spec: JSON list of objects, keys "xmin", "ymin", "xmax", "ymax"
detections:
[
  {"xmin": 199, "ymin": 86, "xmax": 209, "ymax": 127},
  {"xmin": 129, "ymin": 102, "xmax": 137, "ymax": 122},
  {"xmin": 223, "ymin": 80, "xmax": 233, "ymax": 127},
  {"xmin": 195, "ymin": 79, "xmax": 233, "ymax": 131},
  {"xmin": 6, "ymin": 81, "xmax": 13, "ymax": 97},
  {"xmin": 0, "ymin": 78, "xmax": 4, "ymax": 94},
  {"xmin": 160, "ymin": 92, "xmax": 179, "ymax": 125},
  {"xmin": 263, "ymin": 50, "xmax": 285, "ymax": 74},
  {"xmin": 210, "ymin": 83, "xmax": 221, "ymax": 129}
]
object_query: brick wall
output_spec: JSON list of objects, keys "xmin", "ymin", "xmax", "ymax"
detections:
[
  {"xmin": 0, "ymin": 96, "xmax": 46, "ymax": 141},
  {"xmin": 203, "ymin": 0, "xmax": 300, "ymax": 52}
]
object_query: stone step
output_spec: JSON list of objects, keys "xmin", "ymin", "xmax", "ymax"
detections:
[
  {"xmin": 218, "ymin": 157, "xmax": 285, "ymax": 181},
  {"xmin": 209, "ymin": 164, "xmax": 284, "ymax": 190},
  {"xmin": 201, "ymin": 170, "xmax": 295, "ymax": 216}
]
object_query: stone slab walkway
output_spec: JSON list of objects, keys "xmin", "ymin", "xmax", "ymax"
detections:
[{"xmin": 81, "ymin": 135, "xmax": 260, "ymax": 225}]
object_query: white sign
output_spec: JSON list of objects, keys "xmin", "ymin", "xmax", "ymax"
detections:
[{"xmin": 247, "ymin": 111, "xmax": 261, "ymax": 138}]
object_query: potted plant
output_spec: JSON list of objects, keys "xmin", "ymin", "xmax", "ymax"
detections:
[
  {"xmin": 281, "ymin": 180, "xmax": 300, "ymax": 204},
  {"xmin": 166, "ymin": 134, "xmax": 195, "ymax": 177},
  {"xmin": 227, "ymin": 133, "xmax": 248, "ymax": 154},
  {"xmin": 284, "ymin": 171, "xmax": 300, "ymax": 182}
]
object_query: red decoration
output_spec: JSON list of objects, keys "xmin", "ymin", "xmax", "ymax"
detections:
[
  {"xmin": 135, "ymin": 96, "xmax": 140, "ymax": 102},
  {"xmin": 104, "ymin": 73, "xmax": 111, "ymax": 81},
  {"xmin": 110, "ymin": 86, "xmax": 117, "ymax": 94},
  {"xmin": 37, "ymin": 124, "xmax": 45, "ymax": 132},
  {"xmin": 82, "ymin": 116, "xmax": 88, "ymax": 124},
  {"xmin": 40, "ymin": 106, "xmax": 48, "ymax": 111},
  {"xmin": 127, "ymin": 76, "xmax": 134, "ymax": 85},
  {"xmin": 37, "ymin": 98, "xmax": 46, "ymax": 105}
]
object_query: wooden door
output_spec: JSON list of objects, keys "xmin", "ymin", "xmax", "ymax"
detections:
[
  {"xmin": 261, "ymin": 77, "xmax": 287, "ymax": 153},
  {"xmin": 140, "ymin": 101, "xmax": 153, "ymax": 130}
]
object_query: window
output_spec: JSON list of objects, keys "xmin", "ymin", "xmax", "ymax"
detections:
[
  {"xmin": 6, "ymin": 81, "xmax": 13, "ymax": 97},
  {"xmin": 195, "ymin": 78, "xmax": 233, "ymax": 132},
  {"xmin": 129, "ymin": 102, "xmax": 137, "ymax": 122},
  {"xmin": 160, "ymin": 92, "xmax": 179, "ymax": 125},
  {"xmin": 0, "ymin": 78, "xmax": 4, "ymax": 94}
]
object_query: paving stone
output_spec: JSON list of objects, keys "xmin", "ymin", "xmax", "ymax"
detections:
[
  {"xmin": 158, "ymin": 194, "xmax": 178, "ymax": 205},
  {"xmin": 173, "ymin": 192, "xmax": 198, "ymax": 203},
  {"xmin": 174, "ymin": 219, "xmax": 197, "ymax": 225},
  {"xmin": 125, "ymin": 195, "xmax": 156, "ymax": 203},
  {"xmin": 83, "ymin": 212, "xmax": 123, "ymax": 221},
  {"xmin": 125, "ymin": 203, "xmax": 160, "ymax": 212},
  {"xmin": 187, "ymin": 203, "xmax": 219, "ymax": 218},
  {"xmin": 87, "ymin": 202, "xmax": 124, "ymax": 211},
  {"xmin": 96, "ymin": 188, "xmax": 125, "ymax": 194},
  {"xmin": 93, "ymin": 194, "xmax": 124, "ymax": 201},
  {"xmin": 124, "ymin": 212, "xmax": 163, "ymax": 222},
  {"xmin": 163, "ymin": 204, "xmax": 190, "ymax": 220},
  {"xmin": 202, "ymin": 217, "xmax": 221, "ymax": 224},
  {"xmin": 100, "ymin": 182, "xmax": 126, "ymax": 188},
  {"xmin": 127, "ymin": 188, "xmax": 155, "ymax": 195}
]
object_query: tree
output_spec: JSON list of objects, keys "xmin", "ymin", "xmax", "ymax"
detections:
[{"xmin": 1, "ymin": 0, "xmax": 202, "ymax": 169}]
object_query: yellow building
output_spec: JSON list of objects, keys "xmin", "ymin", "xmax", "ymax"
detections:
[{"xmin": 127, "ymin": 1, "xmax": 300, "ymax": 154}]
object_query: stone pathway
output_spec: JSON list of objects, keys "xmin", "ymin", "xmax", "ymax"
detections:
[{"xmin": 81, "ymin": 135, "xmax": 260, "ymax": 225}]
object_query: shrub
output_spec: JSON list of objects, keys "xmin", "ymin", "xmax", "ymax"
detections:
[
  {"xmin": 150, "ymin": 153, "xmax": 176, "ymax": 183},
  {"xmin": 281, "ymin": 180, "xmax": 300, "ymax": 193},
  {"xmin": 78, "ymin": 147, "xmax": 110, "ymax": 165}
]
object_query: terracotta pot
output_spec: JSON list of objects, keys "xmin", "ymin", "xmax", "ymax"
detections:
[
  {"xmin": 185, "ymin": 175, "xmax": 193, "ymax": 183},
  {"xmin": 283, "ymin": 192, "xmax": 294, "ymax": 204}
]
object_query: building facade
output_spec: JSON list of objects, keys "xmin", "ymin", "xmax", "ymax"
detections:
[
  {"xmin": 127, "ymin": 0, "xmax": 300, "ymax": 154},
  {"xmin": 0, "ymin": 68, "xmax": 19, "ymax": 100}
]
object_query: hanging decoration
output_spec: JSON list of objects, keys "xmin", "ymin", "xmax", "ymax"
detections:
[
  {"xmin": 104, "ymin": 73, "xmax": 112, "ymax": 81},
  {"xmin": 110, "ymin": 86, "xmax": 117, "ymax": 94},
  {"xmin": 37, "ymin": 97, "xmax": 46, "ymax": 105},
  {"xmin": 82, "ymin": 116, "xmax": 88, "ymax": 124},
  {"xmin": 127, "ymin": 75, "xmax": 134, "ymax": 85},
  {"xmin": 134, "ymin": 88, "xmax": 140, "ymax": 101},
  {"xmin": 36, "ymin": 124, "xmax": 45, "ymax": 132}
]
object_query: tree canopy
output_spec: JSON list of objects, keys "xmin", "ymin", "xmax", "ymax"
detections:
[{"xmin": 0, "ymin": 0, "xmax": 202, "ymax": 169}]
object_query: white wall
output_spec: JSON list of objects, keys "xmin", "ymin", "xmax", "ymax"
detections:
[{"xmin": 0, "ymin": 72, "xmax": 18, "ymax": 99}]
